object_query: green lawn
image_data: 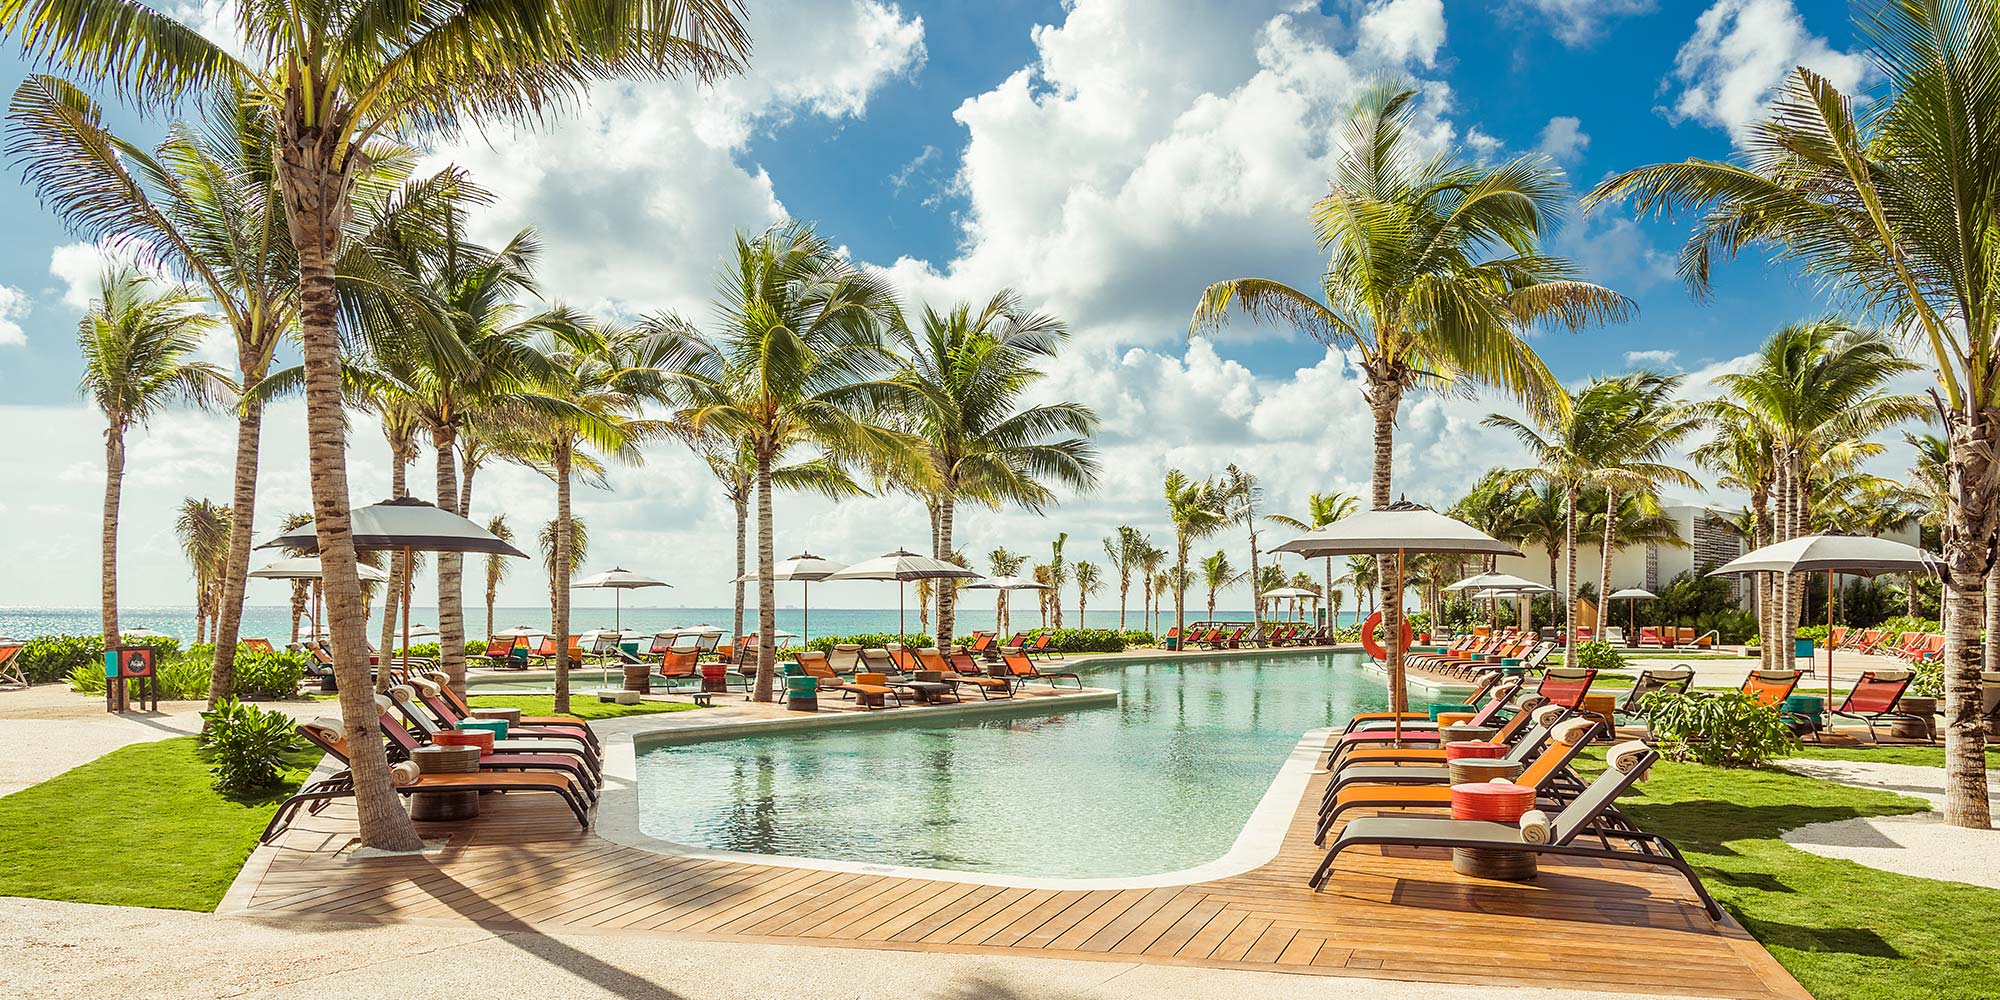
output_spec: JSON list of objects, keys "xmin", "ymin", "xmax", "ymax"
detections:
[
  {"xmin": 1788, "ymin": 745, "xmax": 2000, "ymax": 768},
  {"xmin": 467, "ymin": 694, "xmax": 701, "ymax": 721},
  {"xmin": 0, "ymin": 737, "xmax": 319, "ymax": 911},
  {"xmin": 1587, "ymin": 753, "xmax": 2000, "ymax": 1000}
]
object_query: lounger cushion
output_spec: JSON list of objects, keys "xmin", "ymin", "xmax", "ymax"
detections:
[{"xmin": 1340, "ymin": 815, "xmax": 1526, "ymax": 847}]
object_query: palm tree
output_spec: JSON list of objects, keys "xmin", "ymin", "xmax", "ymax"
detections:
[
  {"xmin": 1200, "ymin": 550, "xmax": 1235, "ymax": 621},
  {"xmin": 1585, "ymin": 0, "xmax": 2000, "ymax": 827},
  {"xmin": 538, "ymin": 516, "xmax": 589, "ymax": 610},
  {"xmin": 1582, "ymin": 373, "xmax": 1700, "ymax": 625},
  {"xmin": 988, "ymin": 547, "xmax": 1026, "ymax": 634},
  {"xmin": 1343, "ymin": 557, "xmax": 1379, "ymax": 616},
  {"xmin": 669, "ymin": 223, "xmax": 909, "ymax": 703},
  {"xmin": 1253, "ymin": 564, "xmax": 1288, "ymax": 619},
  {"xmin": 1031, "ymin": 563, "xmax": 1054, "ymax": 628},
  {"xmin": 363, "ymin": 394, "xmax": 425, "ymax": 661},
  {"xmin": 876, "ymin": 292, "xmax": 1100, "ymax": 646},
  {"xmin": 78, "ymin": 269, "xmax": 224, "ymax": 648},
  {"xmin": 174, "ymin": 498, "xmax": 232, "ymax": 642},
  {"xmin": 1046, "ymin": 533, "xmax": 1070, "ymax": 629},
  {"xmin": 273, "ymin": 511, "xmax": 314, "ymax": 642},
  {"xmin": 1164, "ymin": 469, "xmax": 1230, "ymax": 640},
  {"xmin": 1217, "ymin": 464, "xmax": 1268, "ymax": 634},
  {"xmin": 1101, "ymin": 526, "xmax": 1146, "ymax": 629},
  {"xmin": 1193, "ymin": 83, "xmax": 1629, "ymax": 674},
  {"xmin": 1156, "ymin": 567, "xmax": 1183, "ymax": 634},
  {"xmin": 482, "ymin": 515, "xmax": 513, "ymax": 639},
  {"xmin": 1269, "ymin": 490, "xmax": 1360, "ymax": 626},
  {"xmin": 1074, "ymin": 562, "xmax": 1102, "ymax": 626},
  {"xmin": 1, "ymin": 0, "xmax": 749, "ymax": 852},
  {"xmin": 1138, "ymin": 543, "xmax": 1168, "ymax": 636}
]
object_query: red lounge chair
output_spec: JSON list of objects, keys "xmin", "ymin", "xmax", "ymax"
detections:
[
  {"xmin": 0, "ymin": 642, "xmax": 22, "ymax": 688},
  {"xmin": 1832, "ymin": 669, "xmax": 1927, "ymax": 743},
  {"xmin": 1852, "ymin": 629, "xmax": 1888, "ymax": 654},
  {"xmin": 1636, "ymin": 626, "xmax": 1665, "ymax": 648},
  {"xmin": 1741, "ymin": 669, "xmax": 1801, "ymax": 709},
  {"xmin": 928, "ymin": 648, "xmax": 1012, "ymax": 699},
  {"xmin": 1027, "ymin": 633, "xmax": 1064, "ymax": 659},
  {"xmin": 416, "ymin": 670, "xmax": 600, "ymax": 750},
  {"xmin": 1534, "ymin": 667, "xmax": 1596, "ymax": 710},
  {"xmin": 1000, "ymin": 652, "xmax": 1081, "ymax": 689}
]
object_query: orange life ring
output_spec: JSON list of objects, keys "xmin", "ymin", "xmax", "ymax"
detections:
[{"xmin": 1359, "ymin": 610, "xmax": 1414, "ymax": 661}]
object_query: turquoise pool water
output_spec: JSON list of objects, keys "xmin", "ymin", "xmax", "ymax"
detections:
[{"xmin": 633, "ymin": 651, "xmax": 1407, "ymax": 879}]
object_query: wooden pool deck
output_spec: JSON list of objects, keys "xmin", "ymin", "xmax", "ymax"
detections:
[{"xmin": 231, "ymin": 732, "xmax": 1810, "ymax": 1000}]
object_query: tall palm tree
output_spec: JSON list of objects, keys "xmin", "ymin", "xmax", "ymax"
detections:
[
  {"xmin": 1164, "ymin": 469, "xmax": 1230, "ymax": 640},
  {"xmin": 1217, "ymin": 464, "xmax": 1268, "ymax": 634},
  {"xmin": 1585, "ymin": 0, "xmax": 2000, "ymax": 827},
  {"xmin": 668, "ymin": 223, "xmax": 909, "ymax": 703},
  {"xmin": 1343, "ymin": 556, "xmax": 1379, "ymax": 616},
  {"xmin": 273, "ymin": 511, "xmax": 315, "ymax": 642},
  {"xmin": 1155, "ymin": 568, "xmax": 1181, "ymax": 634},
  {"xmin": 1200, "ymin": 550, "xmax": 1235, "ymax": 621},
  {"xmin": 1193, "ymin": 83, "xmax": 1629, "ymax": 671},
  {"xmin": 1269, "ymin": 490, "xmax": 1360, "ymax": 626},
  {"xmin": 78, "ymin": 269, "xmax": 224, "ymax": 648},
  {"xmin": 875, "ymin": 292, "xmax": 1100, "ymax": 646},
  {"xmin": 1, "ymin": 0, "xmax": 749, "ymax": 852},
  {"xmin": 363, "ymin": 394, "xmax": 425, "ymax": 661},
  {"xmin": 1102, "ymin": 526, "xmax": 1146, "ymax": 629},
  {"xmin": 988, "ymin": 547, "xmax": 1026, "ymax": 634},
  {"xmin": 1074, "ymin": 562, "xmax": 1102, "ymax": 627},
  {"xmin": 482, "ymin": 515, "xmax": 513, "ymax": 639},
  {"xmin": 174, "ymin": 498, "xmax": 231, "ymax": 642},
  {"xmin": 538, "ymin": 516, "xmax": 589, "ymax": 610},
  {"xmin": 1046, "ymin": 533, "xmax": 1070, "ymax": 629},
  {"xmin": 1138, "ymin": 542, "xmax": 1167, "ymax": 636},
  {"xmin": 1582, "ymin": 373, "xmax": 1701, "ymax": 624},
  {"xmin": 1030, "ymin": 563, "xmax": 1054, "ymax": 628}
]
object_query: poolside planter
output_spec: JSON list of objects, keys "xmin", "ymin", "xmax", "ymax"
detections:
[
  {"xmin": 700, "ymin": 663, "xmax": 729, "ymax": 692},
  {"xmin": 1782, "ymin": 695, "xmax": 1824, "ymax": 732},
  {"xmin": 1893, "ymin": 697, "xmax": 1937, "ymax": 740},
  {"xmin": 1428, "ymin": 702, "xmax": 1475, "ymax": 720},
  {"xmin": 622, "ymin": 661, "xmax": 651, "ymax": 693},
  {"xmin": 456, "ymin": 719, "xmax": 509, "ymax": 739}
]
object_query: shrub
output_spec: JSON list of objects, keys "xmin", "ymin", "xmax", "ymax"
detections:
[
  {"xmin": 1911, "ymin": 660, "xmax": 1945, "ymax": 699},
  {"xmin": 1795, "ymin": 624, "xmax": 1830, "ymax": 643},
  {"xmin": 1025, "ymin": 628, "xmax": 1127, "ymax": 653},
  {"xmin": 67, "ymin": 646, "xmax": 308, "ymax": 701},
  {"xmin": 17, "ymin": 633, "xmax": 178, "ymax": 685},
  {"xmin": 1642, "ymin": 690, "xmax": 1797, "ymax": 767},
  {"xmin": 1872, "ymin": 615, "xmax": 1941, "ymax": 638},
  {"xmin": 803, "ymin": 633, "xmax": 935, "ymax": 653},
  {"xmin": 198, "ymin": 699, "xmax": 299, "ymax": 791},
  {"xmin": 1119, "ymin": 630, "xmax": 1157, "ymax": 647},
  {"xmin": 231, "ymin": 648, "xmax": 308, "ymax": 699},
  {"xmin": 1573, "ymin": 639, "xmax": 1626, "ymax": 672}
]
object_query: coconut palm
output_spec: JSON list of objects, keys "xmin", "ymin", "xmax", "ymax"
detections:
[
  {"xmin": 481, "ymin": 515, "xmax": 513, "ymax": 639},
  {"xmin": 1582, "ymin": 373, "xmax": 1701, "ymax": 626},
  {"xmin": 1200, "ymin": 550, "xmax": 1235, "ymax": 622},
  {"xmin": 988, "ymin": 547, "xmax": 1027, "ymax": 634},
  {"xmin": 1074, "ymin": 562, "xmax": 1102, "ymax": 626},
  {"xmin": 1269, "ymin": 490, "xmax": 1360, "ymax": 626},
  {"xmin": 1156, "ymin": 567, "xmax": 1184, "ymax": 634},
  {"xmin": 1045, "ymin": 533, "xmax": 1070, "ymax": 629},
  {"xmin": 874, "ymin": 292, "xmax": 1099, "ymax": 646},
  {"xmin": 666, "ymin": 223, "xmax": 909, "ymax": 702},
  {"xmin": 0, "ymin": 0, "xmax": 749, "ymax": 852},
  {"xmin": 1101, "ymin": 526, "xmax": 1147, "ymax": 629},
  {"xmin": 78, "ymin": 269, "xmax": 224, "ymax": 648},
  {"xmin": 538, "ymin": 516, "xmax": 589, "ymax": 609},
  {"xmin": 1584, "ymin": 0, "xmax": 2000, "ymax": 826},
  {"xmin": 1138, "ymin": 542, "xmax": 1168, "ymax": 636},
  {"xmin": 1216, "ymin": 464, "xmax": 1268, "ymax": 633},
  {"xmin": 1343, "ymin": 556, "xmax": 1379, "ymax": 616},
  {"xmin": 362, "ymin": 394, "xmax": 425, "ymax": 662},
  {"xmin": 1164, "ymin": 469, "xmax": 1231, "ymax": 640},
  {"xmin": 174, "ymin": 498, "xmax": 231, "ymax": 642}
]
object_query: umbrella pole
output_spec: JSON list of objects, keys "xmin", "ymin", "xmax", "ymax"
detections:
[
  {"xmin": 1827, "ymin": 570, "xmax": 1836, "ymax": 705},
  {"xmin": 898, "ymin": 583, "xmax": 906, "ymax": 638},
  {"xmin": 1391, "ymin": 549, "xmax": 1408, "ymax": 744},
  {"xmin": 803, "ymin": 582, "xmax": 811, "ymax": 644}
]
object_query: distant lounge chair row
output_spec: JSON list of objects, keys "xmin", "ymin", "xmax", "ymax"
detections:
[{"xmin": 1633, "ymin": 626, "xmax": 1715, "ymax": 649}]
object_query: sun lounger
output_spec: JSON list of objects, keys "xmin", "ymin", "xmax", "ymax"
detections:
[
  {"xmin": 1000, "ymin": 651, "xmax": 1081, "ymax": 689},
  {"xmin": 1311, "ymin": 743, "xmax": 1722, "ymax": 920},
  {"xmin": 1832, "ymin": 669, "xmax": 1927, "ymax": 743},
  {"xmin": 1534, "ymin": 667, "xmax": 1596, "ymax": 710},
  {"xmin": 1637, "ymin": 626, "xmax": 1665, "ymax": 648},
  {"xmin": 1616, "ymin": 667, "xmax": 1694, "ymax": 719},
  {"xmin": 656, "ymin": 650, "xmax": 702, "ymax": 692},
  {"xmin": 0, "ymin": 641, "xmax": 24, "ymax": 688},
  {"xmin": 241, "ymin": 637, "xmax": 275, "ymax": 654},
  {"xmin": 928, "ymin": 648, "xmax": 1012, "ymax": 699},
  {"xmin": 860, "ymin": 647, "xmax": 901, "ymax": 676},
  {"xmin": 1741, "ymin": 669, "xmax": 1800, "ymax": 709},
  {"xmin": 827, "ymin": 643, "xmax": 862, "ymax": 673},
  {"xmin": 415, "ymin": 670, "xmax": 600, "ymax": 750},
  {"xmin": 1317, "ymin": 716, "xmax": 1600, "ymax": 840},
  {"xmin": 1323, "ymin": 708, "xmax": 1565, "ymax": 806},
  {"xmin": 1341, "ymin": 674, "xmax": 1507, "ymax": 732},
  {"xmin": 846, "ymin": 671, "xmax": 901, "ymax": 709},
  {"xmin": 379, "ymin": 690, "xmax": 600, "ymax": 779}
]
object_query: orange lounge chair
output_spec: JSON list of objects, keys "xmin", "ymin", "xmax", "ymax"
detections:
[
  {"xmin": 1851, "ymin": 629, "xmax": 1886, "ymax": 654},
  {"xmin": 1534, "ymin": 667, "xmax": 1597, "ymax": 710},
  {"xmin": 1027, "ymin": 633, "xmax": 1063, "ymax": 659},
  {"xmin": 1000, "ymin": 652, "xmax": 1081, "ymax": 689},
  {"xmin": 0, "ymin": 642, "xmax": 23, "ymax": 688},
  {"xmin": 845, "ymin": 671, "xmax": 901, "ymax": 709},
  {"xmin": 1741, "ymin": 669, "xmax": 1801, "ymax": 709},
  {"xmin": 1320, "ymin": 716, "xmax": 1600, "ymax": 831},
  {"xmin": 1828, "ymin": 626, "xmax": 1848, "ymax": 650},
  {"xmin": 941, "ymin": 650, "xmax": 1013, "ymax": 699},
  {"xmin": 241, "ymin": 637, "xmax": 276, "ymax": 654}
]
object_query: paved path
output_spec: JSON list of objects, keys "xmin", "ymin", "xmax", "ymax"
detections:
[
  {"xmin": 0, "ymin": 897, "xmax": 1686, "ymax": 1000},
  {"xmin": 1776, "ymin": 757, "xmax": 2000, "ymax": 890},
  {"xmin": 0, "ymin": 685, "xmax": 203, "ymax": 796}
]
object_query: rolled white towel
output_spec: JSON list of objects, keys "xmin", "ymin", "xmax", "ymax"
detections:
[
  {"xmin": 1606, "ymin": 739, "xmax": 1652, "ymax": 777},
  {"xmin": 1486, "ymin": 776, "xmax": 1514, "ymax": 785},
  {"xmin": 1518, "ymin": 809, "xmax": 1553, "ymax": 844},
  {"xmin": 389, "ymin": 761, "xmax": 422, "ymax": 787},
  {"xmin": 1531, "ymin": 703, "xmax": 1566, "ymax": 727},
  {"xmin": 408, "ymin": 675, "xmax": 440, "ymax": 696},
  {"xmin": 1552, "ymin": 717, "xmax": 1596, "ymax": 745}
]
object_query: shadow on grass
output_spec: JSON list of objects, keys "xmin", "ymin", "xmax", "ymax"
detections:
[{"xmin": 1736, "ymin": 915, "xmax": 1905, "ymax": 960}]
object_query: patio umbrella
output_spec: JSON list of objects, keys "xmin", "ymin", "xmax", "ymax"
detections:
[
  {"xmin": 735, "ymin": 551, "xmax": 848, "ymax": 642},
  {"xmin": 1607, "ymin": 587, "xmax": 1657, "ymax": 642},
  {"xmin": 1263, "ymin": 586, "xmax": 1318, "ymax": 622},
  {"xmin": 1709, "ymin": 533, "xmax": 1940, "ymax": 702},
  {"xmin": 964, "ymin": 575, "xmax": 1052, "ymax": 634},
  {"xmin": 260, "ymin": 496, "xmax": 528, "ymax": 659},
  {"xmin": 250, "ymin": 557, "xmax": 390, "ymax": 641},
  {"xmin": 571, "ymin": 567, "xmax": 670, "ymax": 632},
  {"xmin": 1275, "ymin": 500, "xmax": 1521, "ymax": 727},
  {"xmin": 826, "ymin": 549, "xmax": 981, "ymax": 635}
]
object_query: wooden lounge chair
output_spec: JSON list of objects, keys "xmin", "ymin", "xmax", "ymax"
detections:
[
  {"xmin": 846, "ymin": 671, "xmax": 901, "ymax": 709},
  {"xmin": 1828, "ymin": 625, "xmax": 1847, "ymax": 650},
  {"xmin": 270, "ymin": 723, "xmax": 592, "ymax": 840},
  {"xmin": 1322, "ymin": 709, "xmax": 1564, "ymax": 806},
  {"xmin": 1832, "ymin": 669, "xmax": 1927, "ymax": 743},
  {"xmin": 1318, "ymin": 716, "xmax": 1600, "ymax": 839},
  {"xmin": 1310, "ymin": 745, "xmax": 1723, "ymax": 921},
  {"xmin": 999, "ymin": 651, "xmax": 1081, "ymax": 689},
  {"xmin": 1616, "ymin": 667, "xmax": 1694, "ymax": 720},
  {"xmin": 379, "ymin": 690, "xmax": 601, "ymax": 779}
]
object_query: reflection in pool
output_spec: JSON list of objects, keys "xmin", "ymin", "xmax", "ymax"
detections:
[{"xmin": 635, "ymin": 652, "xmax": 1410, "ymax": 879}]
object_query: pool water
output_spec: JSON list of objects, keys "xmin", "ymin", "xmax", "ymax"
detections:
[{"xmin": 634, "ymin": 651, "xmax": 1408, "ymax": 879}]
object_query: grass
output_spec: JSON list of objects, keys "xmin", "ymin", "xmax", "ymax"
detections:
[
  {"xmin": 467, "ymin": 694, "xmax": 701, "ymax": 721},
  {"xmin": 1788, "ymin": 745, "xmax": 1999, "ymax": 768},
  {"xmin": 1586, "ymin": 753, "xmax": 2000, "ymax": 1000},
  {"xmin": 0, "ymin": 737, "xmax": 319, "ymax": 911}
]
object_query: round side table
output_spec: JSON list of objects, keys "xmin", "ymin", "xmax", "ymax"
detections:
[
  {"xmin": 408, "ymin": 744, "xmax": 480, "ymax": 821},
  {"xmin": 1449, "ymin": 781, "xmax": 1537, "ymax": 880}
]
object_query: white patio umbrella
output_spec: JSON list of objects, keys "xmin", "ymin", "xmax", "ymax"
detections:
[
  {"xmin": 736, "ymin": 551, "xmax": 848, "ymax": 642},
  {"xmin": 261, "ymin": 496, "xmax": 528, "ymax": 659},
  {"xmin": 964, "ymin": 575, "xmax": 1052, "ymax": 634},
  {"xmin": 571, "ymin": 567, "xmax": 670, "ymax": 632},
  {"xmin": 1607, "ymin": 587, "xmax": 1658, "ymax": 642},
  {"xmin": 1709, "ymin": 533, "xmax": 1940, "ymax": 702},
  {"xmin": 1262, "ymin": 586, "xmax": 1318, "ymax": 622},
  {"xmin": 826, "ymin": 549, "xmax": 982, "ymax": 636},
  {"xmin": 250, "ymin": 557, "xmax": 389, "ymax": 642},
  {"xmin": 1445, "ymin": 571, "xmax": 1553, "ymax": 633},
  {"xmin": 1275, "ymin": 501, "xmax": 1522, "ymax": 725}
]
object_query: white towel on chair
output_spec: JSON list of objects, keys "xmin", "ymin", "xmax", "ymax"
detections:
[{"xmin": 1518, "ymin": 809, "xmax": 1553, "ymax": 844}]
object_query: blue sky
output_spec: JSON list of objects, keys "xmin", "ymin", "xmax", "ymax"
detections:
[{"xmin": 0, "ymin": 0, "xmax": 1899, "ymax": 609}]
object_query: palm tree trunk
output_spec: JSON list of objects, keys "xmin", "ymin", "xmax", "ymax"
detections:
[
  {"xmin": 432, "ymin": 425, "xmax": 466, "ymax": 696},
  {"xmin": 485, "ymin": 571, "xmax": 497, "ymax": 639},
  {"xmin": 753, "ymin": 447, "xmax": 777, "ymax": 703},
  {"xmin": 1909, "ymin": 573, "xmax": 1921, "ymax": 618},
  {"xmin": 290, "ymin": 583, "xmax": 306, "ymax": 643},
  {"xmin": 1367, "ymin": 375, "xmax": 1404, "ymax": 697},
  {"xmin": 1246, "ymin": 529, "xmax": 1263, "ymax": 635},
  {"xmin": 552, "ymin": 443, "xmax": 573, "ymax": 715},
  {"xmin": 1597, "ymin": 484, "xmax": 1618, "ymax": 636},
  {"xmin": 1940, "ymin": 408, "xmax": 1997, "ymax": 829},
  {"xmin": 1118, "ymin": 574, "xmax": 1129, "ymax": 630},
  {"xmin": 459, "ymin": 461, "xmax": 476, "ymax": 519},
  {"xmin": 1563, "ymin": 483, "xmax": 1578, "ymax": 668},
  {"xmin": 100, "ymin": 423, "xmax": 123, "ymax": 649},
  {"xmin": 378, "ymin": 451, "xmax": 407, "ymax": 686},
  {"xmin": 283, "ymin": 156, "xmax": 422, "ymax": 851},
  {"xmin": 935, "ymin": 498, "xmax": 957, "ymax": 648},
  {"xmin": 1174, "ymin": 537, "xmax": 1188, "ymax": 641},
  {"xmin": 732, "ymin": 493, "xmax": 748, "ymax": 641}
]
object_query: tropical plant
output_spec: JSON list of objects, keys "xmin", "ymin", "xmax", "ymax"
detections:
[
  {"xmin": 77, "ymin": 269, "xmax": 225, "ymax": 649},
  {"xmin": 1579, "ymin": 372, "xmax": 1700, "ymax": 622},
  {"xmin": 199, "ymin": 699, "xmax": 298, "ymax": 791},
  {"xmin": 1269, "ymin": 490, "xmax": 1360, "ymax": 624},
  {"xmin": 667, "ymin": 222, "xmax": 908, "ymax": 703},
  {"xmin": 1217, "ymin": 464, "xmax": 1267, "ymax": 632},
  {"xmin": 987, "ymin": 547, "xmax": 1027, "ymax": 635},
  {"xmin": 1585, "ymin": 0, "xmax": 2000, "ymax": 825},
  {"xmin": 1642, "ymin": 690, "xmax": 1797, "ymax": 768},
  {"xmin": 1074, "ymin": 561, "xmax": 1102, "ymax": 625},
  {"xmin": 538, "ymin": 516, "xmax": 589, "ymax": 613},
  {"xmin": 1138, "ymin": 542, "xmax": 1167, "ymax": 632},
  {"xmin": 1164, "ymin": 469, "xmax": 1230, "ymax": 639},
  {"xmin": 1101, "ymin": 525, "xmax": 1146, "ymax": 630},
  {"xmin": 1193, "ymin": 83, "xmax": 1630, "ymax": 693},
  {"xmin": 482, "ymin": 515, "xmax": 513, "ymax": 639},
  {"xmin": 1046, "ymin": 533, "xmax": 1070, "ymax": 629},
  {"xmin": 1200, "ymin": 550, "xmax": 1235, "ymax": 622},
  {"xmin": 873, "ymin": 292, "xmax": 1100, "ymax": 646},
  {"xmin": 1572, "ymin": 639, "xmax": 1626, "ymax": 672},
  {"xmin": 173, "ymin": 498, "xmax": 232, "ymax": 643},
  {"xmin": 1343, "ymin": 556, "xmax": 1379, "ymax": 616}
]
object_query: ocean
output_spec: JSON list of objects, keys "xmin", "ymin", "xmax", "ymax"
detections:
[{"xmin": 1, "ymin": 604, "xmax": 1360, "ymax": 645}]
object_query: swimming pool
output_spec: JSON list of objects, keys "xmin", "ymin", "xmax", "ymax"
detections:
[{"xmin": 632, "ymin": 651, "xmax": 1414, "ymax": 880}]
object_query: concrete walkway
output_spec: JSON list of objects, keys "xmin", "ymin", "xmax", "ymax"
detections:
[
  {"xmin": 1776, "ymin": 757, "xmax": 2000, "ymax": 890},
  {"xmin": 0, "ymin": 685, "xmax": 204, "ymax": 796},
  {"xmin": 0, "ymin": 898, "xmax": 1696, "ymax": 1000}
]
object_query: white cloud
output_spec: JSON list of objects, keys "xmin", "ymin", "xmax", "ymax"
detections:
[
  {"xmin": 1667, "ymin": 0, "xmax": 1869, "ymax": 145},
  {"xmin": 1624, "ymin": 349, "xmax": 1678, "ymax": 366},
  {"xmin": 890, "ymin": 144, "xmax": 938, "ymax": 192},
  {"xmin": 1536, "ymin": 115, "xmax": 1589, "ymax": 162},
  {"xmin": 1358, "ymin": 0, "xmax": 1446, "ymax": 68},
  {"xmin": 1510, "ymin": 0, "xmax": 1654, "ymax": 46},
  {"xmin": 0, "ymin": 285, "xmax": 29, "ymax": 346},
  {"xmin": 1465, "ymin": 127, "xmax": 1504, "ymax": 159},
  {"xmin": 1558, "ymin": 214, "xmax": 1677, "ymax": 294}
]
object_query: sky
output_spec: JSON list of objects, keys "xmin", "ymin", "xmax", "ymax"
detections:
[{"xmin": 0, "ymin": 0, "xmax": 1921, "ymax": 612}]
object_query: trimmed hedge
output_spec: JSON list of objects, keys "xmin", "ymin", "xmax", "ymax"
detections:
[
  {"xmin": 65, "ymin": 643, "xmax": 307, "ymax": 701},
  {"xmin": 17, "ymin": 633, "xmax": 180, "ymax": 685},
  {"xmin": 802, "ymin": 633, "xmax": 935, "ymax": 653}
]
